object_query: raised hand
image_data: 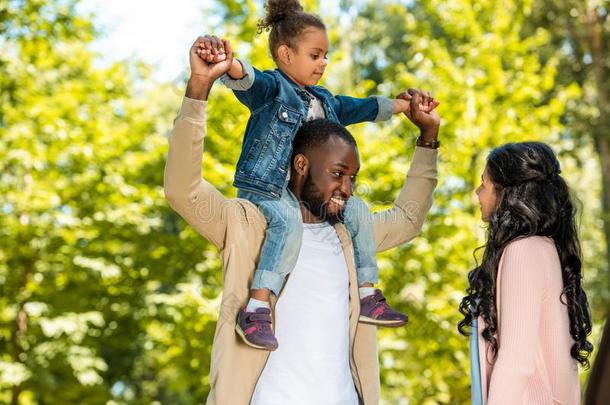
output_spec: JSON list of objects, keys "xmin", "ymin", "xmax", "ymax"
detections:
[
  {"xmin": 189, "ymin": 36, "xmax": 233, "ymax": 81},
  {"xmin": 395, "ymin": 90, "xmax": 440, "ymax": 114},
  {"xmin": 399, "ymin": 88, "xmax": 440, "ymax": 139},
  {"xmin": 195, "ymin": 34, "xmax": 229, "ymax": 64},
  {"xmin": 186, "ymin": 36, "xmax": 234, "ymax": 100}
]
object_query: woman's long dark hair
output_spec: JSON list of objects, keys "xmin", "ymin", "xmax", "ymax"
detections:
[{"xmin": 458, "ymin": 142, "xmax": 593, "ymax": 367}]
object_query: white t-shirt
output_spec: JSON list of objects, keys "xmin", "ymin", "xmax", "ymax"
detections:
[
  {"xmin": 305, "ymin": 90, "xmax": 326, "ymax": 121},
  {"xmin": 250, "ymin": 222, "xmax": 359, "ymax": 405}
]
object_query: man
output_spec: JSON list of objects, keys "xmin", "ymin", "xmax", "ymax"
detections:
[{"xmin": 164, "ymin": 37, "xmax": 440, "ymax": 405}]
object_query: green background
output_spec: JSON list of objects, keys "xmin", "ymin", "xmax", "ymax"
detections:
[{"xmin": 1, "ymin": 0, "xmax": 608, "ymax": 403}]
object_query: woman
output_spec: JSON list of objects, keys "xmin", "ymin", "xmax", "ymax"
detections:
[{"xmin": 459, "ymin": 142, "xmax": 593, "ymax": 404}]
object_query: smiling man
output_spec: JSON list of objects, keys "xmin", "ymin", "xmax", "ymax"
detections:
[{"xmin": 164, "ymin": 37, "xmax": 440, "ymax": 405}]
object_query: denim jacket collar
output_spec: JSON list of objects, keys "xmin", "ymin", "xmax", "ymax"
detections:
[{"xmin": 276, "ymin": 68, "xmax": 318, "ymax": 102}]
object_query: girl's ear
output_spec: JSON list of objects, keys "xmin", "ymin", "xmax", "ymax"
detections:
[{"xmin": 277, "ymin": 44, "xmax": 291, "ymax": 65}]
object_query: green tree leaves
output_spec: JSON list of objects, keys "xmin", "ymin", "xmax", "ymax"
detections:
[{"xmin": 1, "ymin": 0, "xmax": 607, "ymax": 403}]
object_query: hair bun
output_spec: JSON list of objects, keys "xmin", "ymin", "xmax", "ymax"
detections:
[
  {"xmin": 267, "ymin": 11, "xmax": 286, "ymax": 25},
  {"xmin": 258, "ymin": 0, "xmax": 304, "ymax": 33}
]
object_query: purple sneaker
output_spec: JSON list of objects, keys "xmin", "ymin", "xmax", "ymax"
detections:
[
  {"xmin": 359, "ymin": 289, "xmax": 408, "ymax": 327},
  {"xmin": 235, "ymin": 307, "xmax": 278, "ymax": 351}
]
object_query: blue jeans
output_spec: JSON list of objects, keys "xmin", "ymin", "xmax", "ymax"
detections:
[
  {"xmin": 470, "ymin": 304, "xmax": 484, "ymax": 405},
  {"xmin": 238, "ymin": 188, "xmax": 379, "ymax": 295}
]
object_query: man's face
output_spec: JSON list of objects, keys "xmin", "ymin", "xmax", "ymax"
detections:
[{"xmin": 299, "ymin": 136, "xmax": 360, "ymax": 224}]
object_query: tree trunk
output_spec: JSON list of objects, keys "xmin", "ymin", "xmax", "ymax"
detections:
[
  {"xmin": 587, "ymin": 0, "xmax": 610, "ymax": 281},
  {"xmin": 595, "ymin": 136, "xmax": 610, "ymax": 277}
]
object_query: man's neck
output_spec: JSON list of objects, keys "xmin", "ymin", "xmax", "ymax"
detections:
[
  {"xmin": 289, "ymin": 184, "xmax": 322, "ymax": 224},
  {"xmin": 300, "ymin": 206, "xmax": 323, "ymax": 224}
]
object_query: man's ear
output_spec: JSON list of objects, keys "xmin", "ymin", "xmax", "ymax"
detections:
[
  {"xmin": 277, "ymin": 44, "xmax": 291, "ymax": 65},
  {"xmin": 293, "ymin": 153, "xmax": 308, "ymax": 176}
]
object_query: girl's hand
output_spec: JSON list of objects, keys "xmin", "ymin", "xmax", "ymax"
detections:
[
  {"xmin": 195, "ymin": 35, "xmax": 230, "ymax": 64},
  {"xmin": 189, "ymin": 36, "xmax": 233, "ymax": 80},
  {"xmin": 401, "ymin": 89, "xmax": 441, "ymax": 136},
  {"xmin": 392, "ymin": 98, "xmax": 411, "ymax": 114},
  {"xmin": 395, "ymin": 91, "xmax": 440, "ymax": 114}
]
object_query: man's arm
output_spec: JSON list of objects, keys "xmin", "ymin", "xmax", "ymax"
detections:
[
  {"xmin": 374, "ymin": 147, "xmax": 437, "ymax": 252},
  {"xmin": 374, "ymin": 90, "xmax": 440, "ymax": 252},
  {"xmin": 163, "ymin": 37, "xmax": 235, "ymax": 249}
]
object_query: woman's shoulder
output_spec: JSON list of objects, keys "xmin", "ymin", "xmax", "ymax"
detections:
[
  {"xmin": 504, "ymin": 235, "xmax": 555, "ymax": 253},
  {"xmin": 501, "ymin": 236, "xmax": 558, "ymax": 278}
]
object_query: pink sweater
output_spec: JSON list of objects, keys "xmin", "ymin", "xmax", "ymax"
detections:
[{"xmin": 478, "ymin": 236, "xmax": 580, "ymax": 405}]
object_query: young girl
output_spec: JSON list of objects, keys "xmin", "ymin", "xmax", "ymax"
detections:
[
  {"xmin": 197, "ymin": 0, "xmax": 438, "ymax": 351},
  {"xmin": 460, "ymin": 142, "xmax": 593, "ymax": 404}
]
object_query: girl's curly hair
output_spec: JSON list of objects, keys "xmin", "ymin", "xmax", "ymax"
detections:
[{"xmin": 257, "ymin": 0, "xmax": 325, "ymax": 61}]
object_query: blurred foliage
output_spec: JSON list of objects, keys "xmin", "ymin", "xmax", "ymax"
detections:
[{"xmin": 0, "ymin": 0, "xmax": 608, "ymax": 404}]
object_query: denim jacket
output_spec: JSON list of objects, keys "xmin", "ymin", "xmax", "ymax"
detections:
[{"xmin": 220, "ymin": 60, "xmax": 394, "ymax": 199}]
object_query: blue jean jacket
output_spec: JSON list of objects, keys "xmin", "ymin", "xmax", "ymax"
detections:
[{"xmin": 220, "ymin": 60, "xmax": 393, "ymax": 199}]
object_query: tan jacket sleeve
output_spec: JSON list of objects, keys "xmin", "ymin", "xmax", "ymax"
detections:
[
  {"xmin": 374, "ymin": 146, "xmax": 438, "ymax": 252},
  {"xmin": 164, "ymin": 97, "xmax": 228, "ymax": 250}
]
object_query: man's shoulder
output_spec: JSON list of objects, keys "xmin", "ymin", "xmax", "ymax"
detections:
[{"xmin": 223, "ymin": 197, "xmax": 266, "ymax": 226}]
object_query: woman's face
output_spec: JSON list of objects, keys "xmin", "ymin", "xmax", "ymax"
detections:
[{"xmin": 476, "ymin": 167, "xmax": 498, "ymax": 222}]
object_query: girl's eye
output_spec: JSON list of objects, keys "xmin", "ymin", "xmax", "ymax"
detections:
[{"xmin": 311, "ymin": 54, "xmax": 319, "ymax": 59}]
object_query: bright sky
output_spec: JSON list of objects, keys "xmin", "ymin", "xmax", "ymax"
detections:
[{"xmin": 78, "ymin": 0, "xmax": 215, "ymax": 82}]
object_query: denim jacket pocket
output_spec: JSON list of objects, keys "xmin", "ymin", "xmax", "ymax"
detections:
[{"xmin": 275, "ymin": 105, "xmax": 300, "ymax": 125}]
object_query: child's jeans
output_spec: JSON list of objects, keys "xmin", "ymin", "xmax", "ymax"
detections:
[{"xmin": 238, "ymin": 188, "xmax": 378, "ymax": 296}]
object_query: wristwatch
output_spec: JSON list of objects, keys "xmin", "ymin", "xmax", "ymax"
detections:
[{"xmin": 416, "ymin": 135, "xmax": 440, "ymax": 149}]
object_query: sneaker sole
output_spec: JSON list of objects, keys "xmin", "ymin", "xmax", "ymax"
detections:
[
  {"xmin": 235, "ymin": 324, "xmax": 278, "ymax": 351},
  {"xmin": 358, "ymin": 315, "xmax": 408, "ymax": 327}
]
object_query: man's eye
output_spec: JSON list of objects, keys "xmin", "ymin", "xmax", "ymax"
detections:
[{"xmin": 332, "ymin": 172, "xmax": 342, "ymax": 177}]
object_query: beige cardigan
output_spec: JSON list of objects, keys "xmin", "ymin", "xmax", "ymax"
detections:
[
  {"xmin": 479, "ymin": 236, "xmax": 580, "ymax": 404},
  {"xmin": 164, "ymin": 97, "xmax": 438, "ymax": 404}
]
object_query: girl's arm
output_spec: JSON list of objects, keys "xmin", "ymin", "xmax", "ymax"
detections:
[
  {"xmin": 196, "ymin": 35, "xmax": 277, "ymax": 111},
  {"xmin": 330, "ymin": 94, "xmax": 394, "ymax": 126},
  {"xmin": 226, "ymin": 58, "xmax": 246, "ymax": 80},
  {"xmin": 330, "ymin": 91, "xmax": 439, "ymax": 127},
  {"xmin": 219, "ymin": 60, "xmax": 277, "ymax": 111}
]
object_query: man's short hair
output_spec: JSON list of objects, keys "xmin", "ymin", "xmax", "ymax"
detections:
[{"xmin": 291, "ymin": 119, "xmax": 357, "ymax": 161}]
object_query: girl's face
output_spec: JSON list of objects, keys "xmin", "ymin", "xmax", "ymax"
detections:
[
  {"xmin": 476, "ymin": 167, "xmax": 499, "ymax": 222},
  {"xmin": 278, "ymin": 27, "xmax": 329, "ymax": 87}
]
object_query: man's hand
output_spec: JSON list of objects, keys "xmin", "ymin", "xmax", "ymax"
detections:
[
  {"xmin": 186, "ymin": 36, "xmax": 234, "ymax": 100},
  {"xmin": 393, "ymin": 91, "xmax": 439, "ymax": 115},
  {"xmin": 398, "ymin": 89, "xmax": 440, "ymax": 141},
  {"xmin": 195, "ymin": 34, "xmax": 229, "ymax": 63},
  {"xmin": 196, "ymin": 35, "xmax": 245, "ymax": 80}
]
